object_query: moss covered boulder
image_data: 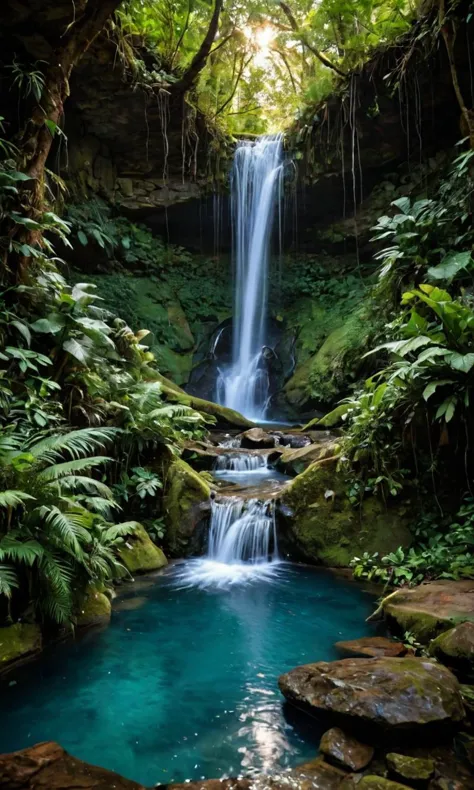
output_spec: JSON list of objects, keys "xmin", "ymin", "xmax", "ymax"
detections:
[
  {"xmin": 118, "ymin": 524, "xmax": 167, "ymax": 573},
  {"xmin": 164, "ymin": 457, "xmax": 211, "ymax": 555},
  {"xmin": 279, "ymin": 657, "xmax": 465, "ymax": 741},
  {"xmin": 386, "ymin": 753, "xmax": 434, "ymax": 786},
  {"xmin": 373, "ymin": 581, "xmax": 474, "ymax": 642},
  {"xmin": 160, "ymin": 383, "xmax": 254, "ymax": 429},
  {"xmin": 0, "ymin": 623, "xmax": 42, "ymax": 672},
  {"xmin": 276, "ymin": 440, "xmax": 340, "ymax": 476},
  {"xmin": 356, "ymin": 778, "xmax": 411, "ymax": 790},
  {"xmin": 279, "ymin": 457, "xmax": 411, "ymax": 566},
  {"xmin": 76, "ymin": 590, "xmax": 111, "ymax": 628},
  {"xmin": 429, "ymin": 622, "xmax": 474, "ymax": 678}
]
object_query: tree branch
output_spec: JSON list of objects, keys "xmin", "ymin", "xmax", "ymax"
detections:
[
  {"xmin": 278, "ymin": 1, "xmax": 347, "ymax": 78},
  {"xmin": 172, "ymin": 0, "xmax": 224, "ymax": 95},
  {"xmin": 215, "ymin": 52, "xmax": 252, "ymax": 116}
]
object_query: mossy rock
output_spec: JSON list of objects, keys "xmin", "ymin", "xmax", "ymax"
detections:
[
  {"xmin": 279, "ymin": 457, "xmax": 411, "ymax": 566},
  {"xmin": 118, "ymin": 524, "xmax": 168, "ymax": 573},
  {"xmin": 386, "ymin": 753, "xmax": 434, "ymax": 785},
  {"xmin": 303, "ymin": 404, "xmax": 351, "ymax": 430},
  {"xmin": 428, "ymin": 622, "xmax": 474, "ymax": 678},
  {"xmin": 375, "ymin": 581, "xmax": 474, "ymax": 643},
  {"xmin": 160, "ymin": 384, "xmax": 254, "ymax": 429},
  {"xmin": 164, "ymin": 457, "xmax": 211, "ymax": 555},
  {"xmin": 76, "ymin": 591, "xmax": 112, "ymax": 628},
  {"xmin": 0, "ymin": 623, "xmax": 42, "ymax": 670},
  {"xmin": 357, "ymin": 778, "xmax": 411, "ymax": 790}
]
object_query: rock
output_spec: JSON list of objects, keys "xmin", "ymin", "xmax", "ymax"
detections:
[
  {"xmin": 335, "ymin": 637, "xmax": 407, "ymax": 659},
  {"xmin": 429, "ymin": 622, "xmax": 474, "ymax": 678},
  {"xmin": 164, "ymin": 457, "xmax": 211, "ymax": 555},
  {"xmin": 278, "ymin": 657, "xmax": 465, "ymax": 740},
  {"xmin": 320, "ymin": 727, "xmax": 374, "ymax": 771},
  {"xmin": 386, "ymin": 753, "xmax": 434, "ymax": 786},
  {"xmin": 0, "ymin": 623, "xmax": 42, "ymax": 673},
  {"xmin": 356, "ymin": 778, "xmax": 411, "ymax": 790},
  {"xmin": 288, "ymin": 757, "xmax": 347, "ymax": 789},
  {"xmin": 76, "ymin": 591, "xmax": 111, "ymax": 628},
  {"xmin": 276, "ymin": 440, "xmax": 340, "ymax": 476},
  {"xmin": 118, "ymin": 524, "xmax": 167, "ymax": 573},
  {"xmin": 278, "ymin": 457, "xmax": 411, "ymax": 566},
  {"xmin": 374, "ymin": 581, "xmax": 474, "ymax": 642},
  {"xmin": 161, "ymin": 385, "xmax": 255, "ymax": 429},
  {"xmin": 303, "ymin": 404, "xmax": 352, "ymax": 430},
  {"xmin": 0, "ymin": 741, "xmax": 145, "ymax": 790},
  {"xmin": 239, "ymin": 428, "xmax": 276, "ymax": 449}
]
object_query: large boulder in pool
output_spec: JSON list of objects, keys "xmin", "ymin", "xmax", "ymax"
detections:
[
  {"xmin": 278, "ymin": 656, "xmax": 465, "ymax": 740},
  {"xmin": 278, "ymin": 457, "xmax": 411, "ymax": 566},
  {"xmin": 0, "ymin": 623, "xmax": 42, "ymax": 673},
  {"xmin": 76, "ymin": 590, "xmax": 111, "ymax": 628},
  {"xmin": 239, "ymin": 427, "xmax": 276, "ymax": 449},
  {"xmin": 118, "ymin": 524, "xmax": 167, "ymax": 573},
  {"xmin": 164, "ymin": 457, "xmax": 211, "ymax": 555}
]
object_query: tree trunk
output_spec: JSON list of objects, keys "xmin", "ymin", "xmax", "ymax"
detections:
[{"xmin": 172, "ymin": 0, "xmax": 224, "ymax": 95}]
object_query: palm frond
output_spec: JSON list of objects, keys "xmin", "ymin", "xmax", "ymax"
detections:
[
  {"xmin": 55, "ymin": 475, "xmax": 115, "ymax": 500},
  {"xmin": 103, "ymin": 520, "xmax": 141, "ymax": 542},
  {"xmin": 37, "ymin": 552, "xmax": 74, "ymax": 623},
  {"xmin": 0, "ymin": 535, "xmax": 44, "ymax": 567},
  {"xmin": 0, "ymin": 490, "xmax": 36, "ymax": 508}
]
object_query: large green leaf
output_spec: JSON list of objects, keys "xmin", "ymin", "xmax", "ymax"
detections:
[
  {"xmin": 427, "ymin": 252, "xmax": 473, "ymax": 283},
  {"xmin": 448, "ymin": 353, "xmax": 474, "ymax": 373},
  {"xmin": 63, "ymin": 337, "xmax": 90, "ymax": 363}
]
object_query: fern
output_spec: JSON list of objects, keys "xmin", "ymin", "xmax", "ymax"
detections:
[
  {"xmin": 0, "ymin": 490, "xmax": 35, "ymax": 508},
  {"xmin": 39, "ymin": 506, "xmax": 90, "ymax": 558},
  {"xmin": 37, "ymin": 455, "xmax": 112, "ymax": 483},
  {"xmin": 0, "ymin": 564, "xmax": 18, "ymax": 598},
  {"xmin": 25, "ymin": 427, "xmax": 118, "ymax": 462}
]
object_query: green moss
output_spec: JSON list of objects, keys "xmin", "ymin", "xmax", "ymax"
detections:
[
  {"xmin": 118, "ymin": 524, "xmax": 168, "ymax": 573},
  {"xmin": 164, "ymin": 457, "xmax": 211, "ymax": 555},
  {"xmin": 357, "ymin": 777, "xmax": 412, "ymax": 790},
  {"xmin": 160, "ymin": 384, "xmax": 254, "ymax": 428},
  {"xmin": 303, "ymin": 404, "xmax": 351, "ymax": 430},
  {"xmin": 386, "ymin": 753, "xmax": 434, "ymax": 783},
  {"xmin": 280, "ymin": 458, "xmax": 411, "ymax": 566},
  {"xmin": 76, "ymin": 591, "xmax": 112, "ymax": 628},
  {"xmin": 0, "ymin": 623, "xmax": 42, "ymax": 667}
]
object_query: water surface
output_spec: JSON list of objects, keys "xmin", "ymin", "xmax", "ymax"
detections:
[{"xmin": 0, "ymin": 564, "xmax": 375, "ymax": 786}]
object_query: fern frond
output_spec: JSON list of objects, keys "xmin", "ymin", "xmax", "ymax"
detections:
[
  {"xmin": 37, "ymin": 552, "xmax": 74, "ymax": 623},
  {"xmin": 38, "ymin": 456, "xmax": 112, "ymax": 483},
  {"xmin": 25, "ymin": 427, "xmax": 119, "ymax": 462},
  {"xmin": 0, "ymin": 563, "xmax": 19, "ymax": 598},
  {"xmin": 56, "ymin": 475, "xmax": 115, "ymax": 500},
  {"xmin": 39, "ymin": 506, "xmax": 90, "ymax": 557},
  {"xmin": 0, "ymin": 535, "xmax": 44, "ymax": 566},
  {"xmin": 103, "ymin": 521, "xmax": 141, "ymax": 542}
]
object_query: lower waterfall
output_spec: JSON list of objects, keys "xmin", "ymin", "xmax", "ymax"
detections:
[{"xmin": 208, "ymin": 497, "xmax": 278, "ymax": 564}]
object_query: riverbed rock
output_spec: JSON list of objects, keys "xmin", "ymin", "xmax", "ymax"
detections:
[
  {"xmin": 276, "ymin": 440, "xmax": 340, "ymax": 476},
  {"xmin": 320, "ymin": 727, "xmax": 374, "ymax": 771},
  {"xmin": 0, "ymin": 623, "xmax": 42, "ymax": 673},
  {"xmin": 118, "ymin": 524, "xmax": 168, "ymax": 573},
  {"xmin": 428, "ymin": 622, "xmax": 474, "ymax": 678},
  {"xmin": 239, "ymin": 428, "xmax": 276, "ymax": 449},
  {"xmin": 386, "ymin": 753, "xmax": 435, "ymax": 786},
  {"xmin": 356, "ymin": 777, "xmax": 412, "ymax": 790},
  {"xmin": 335, "ymin": 637, "xmax": 407, "ymax": 659},
  {"xmin": 164, "ymin": 457, "xmax": 211, "ymax": 555},
  {"xmin": 278, "ymin": 457, "xmax": 411, "ymax": 566},
  {"xmin": 76, "ymin": 591, "xmax": 111, "ymax": 628},
  {"xmin": 278, "ymin": 657, "xmax": 465, "ymax": 740},
  {"xmin": 0, "ymin": 741, "xmax": 145, "ymax": 790},
  {"xmin": 373, "ymin": 581, "xmax": 474, "ymax": 642}
]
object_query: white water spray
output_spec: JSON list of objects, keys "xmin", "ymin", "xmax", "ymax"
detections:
[
  {"xmin": 214, "ymin": 454, "xmax": 268, "ymax": 472},
  {"xmin": 217, "ymin": 135, "xmax": 284, "ymax": 421}
]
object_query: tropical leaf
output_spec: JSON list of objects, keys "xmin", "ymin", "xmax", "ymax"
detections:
[
  {"xmin": 37, "ymin": 455, "xmax": 112, "ymax": 483},
  {"xmin": 0, "ymin": 490, "xmax": 36, "ymax": 508},
  {"xmin": 0, "ymin": 564, "xmax": 19, "ymax": 598}
]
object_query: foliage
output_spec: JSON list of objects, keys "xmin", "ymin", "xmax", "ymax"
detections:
[{"xmin": 351, "ymin": 498, "xmax": 474, "ymax": 585}]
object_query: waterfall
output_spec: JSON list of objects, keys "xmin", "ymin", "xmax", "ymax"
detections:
[
  {"xmin": 217, "ymin": 135, "xmax": 284, "ymax": 421},
  {"xmin": 214, "ymin": 454, "xmax": 268, "ymax": 472},
  {"xmin": 208, "ymin": 498, "xmax": 278, "ymax": 565}
]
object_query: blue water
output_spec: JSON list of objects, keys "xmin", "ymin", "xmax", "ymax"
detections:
[{"xmin": 0, "ymin": 564, "xmax": 375, "ymax": 786}]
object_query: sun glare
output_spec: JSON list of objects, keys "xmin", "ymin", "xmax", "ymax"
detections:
[{"xmin": 244, "ymin": 24, "xmax": 276, "ymax": 66}]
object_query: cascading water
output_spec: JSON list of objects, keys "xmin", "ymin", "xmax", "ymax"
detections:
[
  {"xmin": 217, "ymin": 135, "xmax": 284, "ymax": 421},
  {"xmin": 214, "ymin": 453, "xmax": 268, "ymax": 472},
  {"xmin": 208, "ymin": 498, "xmax": 278, "ymax": 565}
]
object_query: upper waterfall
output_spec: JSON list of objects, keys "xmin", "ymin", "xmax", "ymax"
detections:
[{"xmin": 217, "ymin": 135, "xmax": 284, "ymax": 421}]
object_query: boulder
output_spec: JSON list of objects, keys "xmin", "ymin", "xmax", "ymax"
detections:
[
  {"xmin": 0, "ymin": 742, "xmax": 145, "ymax": 790},
  {"xmin": 76, "ymin": 591, "xmax": 111, "ymax": 628},
  {"xmin": 320, "ymin": 727, "xmax": 374, "ymax": 771},
  {"xmin": 429, "ymin": 622, "xmax": 474, "ymax": 678},
  {"xmin": 118, "ymin": 524, "xmax": 167, "ymax": 573},
  {"xmin": 276, "ymin": 440, "xmax": 340, "ymax": 476},
  {"xmin": 386, "ymin": 753, "xmax": 434, "ymax": 786},
  {"xmin": 335, "ymin": 637, "xmax": 407, "ymax": 659},
  {"xmin": 0, "ymin": 623, "xmax": 42, "ymax": 673},
  {"xmin": 239, "ymin": 428, "xmax": 276, "ymax": 449},
  {"xmin": 356, "ymin": 778, "xmax": 411, "ymax": 790},
  {"xmin": 303, "ymin": 404, "xmax": 352, "ymax": 431},
  {"xmin": 164, "ymin": 457, "xmax": 211, "ymax": 555},
  {"xmin": 278, "ymin": 657, "xmax": 464, "ymax": 740},
  {"xmin": 373, "ymin": 581, "xmax": 474, "ymax": 642},
  {"xmin": 278, "ymin": 457, "xmax": 411, "ymax": 566}
]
